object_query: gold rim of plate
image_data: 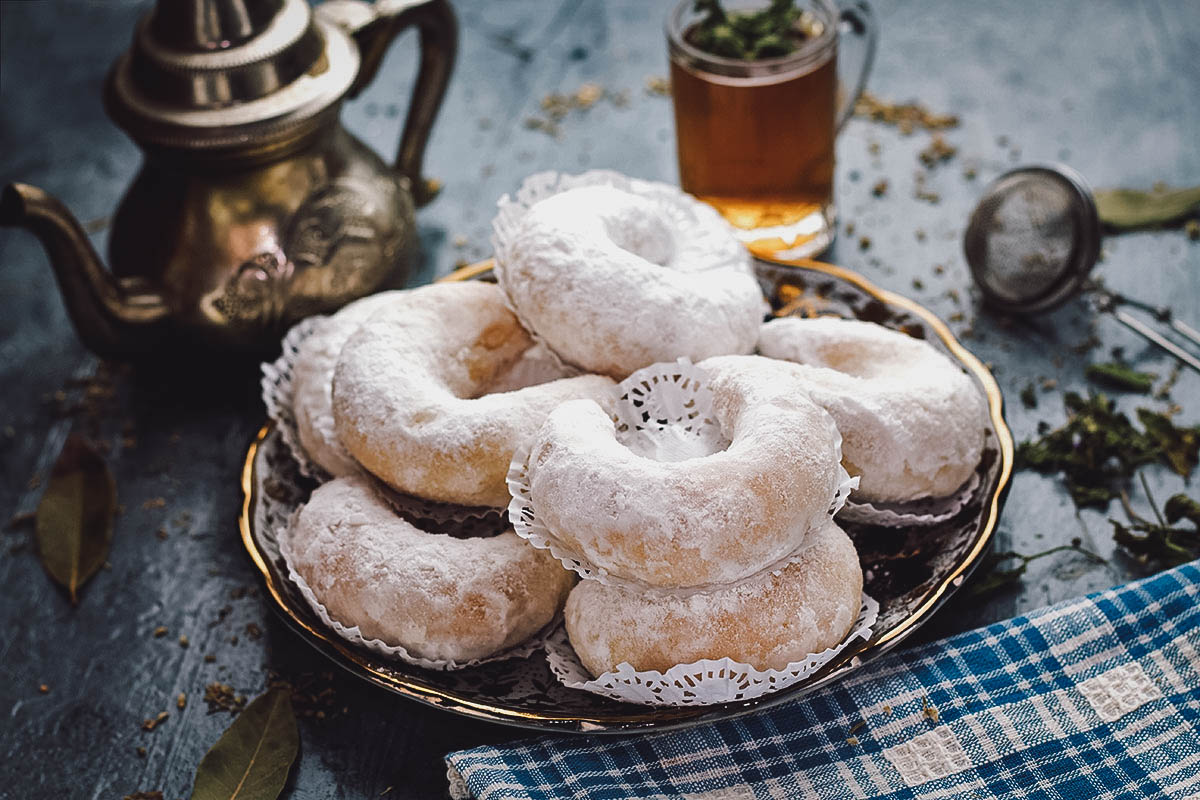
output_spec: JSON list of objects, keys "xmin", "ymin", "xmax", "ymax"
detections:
[{"xmin": 239, "ymin": 256, "xmax": 1014, "ymax": 731}]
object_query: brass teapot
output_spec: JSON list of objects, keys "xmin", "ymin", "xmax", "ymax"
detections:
[{"xmin": 0, "ymin": 0, "xmax": 456, "ymax": 359}]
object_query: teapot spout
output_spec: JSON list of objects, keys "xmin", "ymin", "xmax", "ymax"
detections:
[{"xmin": 1, "ymin": 183, "xmax": 169, "ymax": 359}]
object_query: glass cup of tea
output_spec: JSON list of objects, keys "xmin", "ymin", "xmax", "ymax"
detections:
[{"xmin": 667, "ymin": 0, "xmax": 876, "ymax": 257}]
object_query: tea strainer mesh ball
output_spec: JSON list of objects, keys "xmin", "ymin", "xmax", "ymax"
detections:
[
  {"xmin": 963, "ymin": 164, "xmax": 1101, "ymax": 314},
  {"xmin": 963, "ymin": 163, "xmax": 1199, "ymax": 372}
]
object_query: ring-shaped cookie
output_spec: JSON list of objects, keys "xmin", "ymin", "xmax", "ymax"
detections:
[
  {"xmin": 494, "ymin": 183, "xmax": 766, "ymax": 378},
  {"xmin": 758, "ymin": 317, "xmax": 988, "ymax": 502},
  {"xmin": 286, "ymin": 476, "xmax": 575, "ymax": 663},
  {"xmin": 564, "ymin": 520, "xmax": 863, "ymax": 675},
  {"xmin": 332, "ymin": 281, "xmax": 614, "ymax": 508},
  {"xmin": 292, "ymin": 291, "xmax": 404, "ymax": 477},
  {"xmin": 523, "ymin": 354, "xmax": 846, "ymax": 588}
]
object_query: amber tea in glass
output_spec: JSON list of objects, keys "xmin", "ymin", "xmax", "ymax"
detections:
[{"xmin": 667, "ymin": 0, "xmax": 875, "ymax": 256}]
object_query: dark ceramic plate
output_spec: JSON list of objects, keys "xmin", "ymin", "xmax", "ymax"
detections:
[{"xmin": 240, "ymin": 256, "xmax": 1013, "ymax": 733}]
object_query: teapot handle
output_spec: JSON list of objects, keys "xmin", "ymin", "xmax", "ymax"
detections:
[{"xmin": 318, "ymin": 0, "xmax": 458, "ymax": 207}]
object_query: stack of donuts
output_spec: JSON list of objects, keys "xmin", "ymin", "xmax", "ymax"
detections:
[
  {"xmin": 521, "ymin": 355, "xmax": 864, "ymax": 676},
  {"xmin": 274, "ymin": 171, "xmax": 989, "ymax": 684}
]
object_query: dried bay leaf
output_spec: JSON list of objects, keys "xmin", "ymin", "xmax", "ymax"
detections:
[
  {"xmin": 35, "ymin": 434, "xmax": 117, "ymax": 604},
  {"xmin": 1095, "ymin": 185, "xmax": 1200, "ymax": 230},
  {"xmin": 191, "ymin": 688, "xmax": 298, "ymax": 800}
]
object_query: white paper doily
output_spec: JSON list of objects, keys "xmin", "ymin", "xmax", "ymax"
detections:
[
  {"xmin": 276, "ymin": 512, "xmax": 555, "ymax": 671},
  {"xmin": 507, "ymin": 360, "xmax": 858, "ymax": 593},
  {"xmin": 262, "ymin": 316, "xmax": 330, "ymax": 481},
  {"xmin": 260, "ymin": 315, "xmax": 509, "ymax": 526},
  {"xmin": 544, "ymin": 594, "xmax": 878, "ymax": 706},
  {"xmin": 838, "ymin": 471, "xmax": 983, "ymax": 527}
]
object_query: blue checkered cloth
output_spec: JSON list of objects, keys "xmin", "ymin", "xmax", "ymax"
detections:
[{"xmin": 446, "ymin": 561, "xmax": 1200, "ymax": 800}]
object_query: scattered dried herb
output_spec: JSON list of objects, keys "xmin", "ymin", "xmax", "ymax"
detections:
[
  {"xmin": 689, "ymin": 0, "xmax": 816, "ymax": 60},
  {"xmin": 1111, "ymin": 477, "xmax": 1200, "ymax": 567},
  {"xmin": 913, "ymin": 173, "xmax": 940, "ymax": 204},
  {"xmin": 1155, "ymin": 364, "xmax": 1184, "ymax": 401},
  {"xmin": 35, "ymin": 434, "xmax": 117, "ymax": 605},
  {"xmin": 1019, "ymin": 382, "xmax": 1038, "ymax": 410},
  {"xmin": 969, "ymin": 540, "xmax": 1105, "ymax": 597},
  {"xmin": 918, "ymin": 134, "xmax": 956, "ymax": 167},
  {"xmin": 205, "ymin": 682, "xmax": 248, "ymax": 715},
  {"xmin": 921, "ymin": 696, "xmax": 939, "ymax": 723},
  {"xmin": 645, "ymin": 76, "xmax": 671, "ymax": 96},
  {"xmin": 142, "ymin": 711, "xmax": 169, "ymax": 732},
  {"xmin": 525, "ymin": 83, "xmax": 627, "ymax": 138},
  {"xmin": 1187, "ymin": 219, "xmax": 1200, "ymax": 241},
  {"xmin": 1094, "ymin": 185, "xmax": 1200, "ymax": 230},
  {"xmin": 1139, "ymin": 408, "xmax": 1200, "ymax": 477},
  {"xmin": 267, "ymin": 670, "xmax": 345, "ymax": 721},
  {"xmin": 1086, "ymin": 361, "xmax": 1156, "ymax": 394},
  {"xmin": 1015, "ymin": 392, "xmax": 1200, "ymax": 508},
  {"xmin": 190, "ymin": 688, "xmax": 298, "ymax": 800},
  {"xmin": 854, "ymin": 92, "xmax": 959, "ymax": 133}
]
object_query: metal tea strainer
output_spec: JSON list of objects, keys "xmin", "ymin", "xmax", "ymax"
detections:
[{"xmin": 964, "ymin": 164, "xmax": 1200, "ymax": 373}]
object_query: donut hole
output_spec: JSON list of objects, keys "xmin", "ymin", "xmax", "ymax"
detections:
[
  {"xmin": 481, "ymin": 343, "xmax": 571, "ymax": 395},
  {"xmin": 600, "ymin": 209, "xmax": 676, "ymax": 268},
  {"xmin": 612, "ymin": 411, "xmax": 730, "ymax": 463}
]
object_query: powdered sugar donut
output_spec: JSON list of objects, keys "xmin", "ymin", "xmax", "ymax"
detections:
[
  {"xmin": 494, "ymin": 183, "xmax": 766, "ymax": 378},
  {"xmin": 522, "ymin": 354, "xmax": 846, "ymax": 588},
  {"xmin": 332, "ymin": 281, "xmax": 615, "ymax": 508},
  {"xmin": 565, "ymin": 519, "xmax": 862, "ymax": 675},
  {"xmin": 292, "ymin": 291, "xmax": 404, "ymax": 477},
  {"xmin": 758, "ymin": 317, "xmax": 987, "ymax": 503},
  {"xmin": 287, "ymin": 476, "xmax": 574, "ymax": 663}
]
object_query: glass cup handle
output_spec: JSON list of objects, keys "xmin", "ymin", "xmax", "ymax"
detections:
[{"xmin": 834, "ymin": 1, "xmax": 878, "ymax": 132}]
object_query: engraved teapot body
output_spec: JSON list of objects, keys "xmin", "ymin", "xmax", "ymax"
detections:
[{"xmin": 0, "ymin": 0, "xmax": 456, "ymax": 359}]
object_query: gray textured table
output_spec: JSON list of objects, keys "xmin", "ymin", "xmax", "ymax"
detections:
[{"xmin": 2, "ymin": 1, "xmax": 1197, "ymax": 798}]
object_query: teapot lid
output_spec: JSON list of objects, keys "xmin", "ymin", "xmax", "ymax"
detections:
[{"xmin": 105, "ymin": 0, "xmax": 359, "ymax": 152}]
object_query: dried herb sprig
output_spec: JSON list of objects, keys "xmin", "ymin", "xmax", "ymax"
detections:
[
  {"xmin": 1085, "ymin": 361, "xmax": 1156, "ymax": 394},
  {"xmin": 1016, "ymin": 392, "xmax": 1200, "ymax": 509},
  {"xmin": 690, "ymin": 0, "xmax": 812, "ymax": 60},
  {"xmin": 968, "ymin": 539, "xmax": 1106, "ymax": 598},
  {"xmin": 1110, "ymin": 475, "xmax": 1200, "ymax": 567}
]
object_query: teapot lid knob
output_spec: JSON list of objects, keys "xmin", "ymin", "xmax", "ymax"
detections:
[{"xmin": 105, "ymin": 0, "xmax": 360, "ymax": 152}]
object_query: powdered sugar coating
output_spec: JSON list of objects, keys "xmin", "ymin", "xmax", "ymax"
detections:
[
  {"xmin": 565, "ymin": 519, "xmax": 863, "ymax": 675},
  {"xmin": 758, "ymin": 317, "xmax": 988, "ymax": 502},
  {"xmin": 292, "ymin": 291, "xmax": 406, "ymax": 477},
  {"xmin": 286, "ymin": 476, "xmax": 575, "ymax": 663},
  {"xmin": 494, "ymin": 183, "xmax": 766, "ymax": 378},
  {"xmin": 524, "ymin": 355, "xmax": 845, "ymax": 588},
  {"xmin": 332, "ymin": 281, "xmax": 615, "ymax": 508}
]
